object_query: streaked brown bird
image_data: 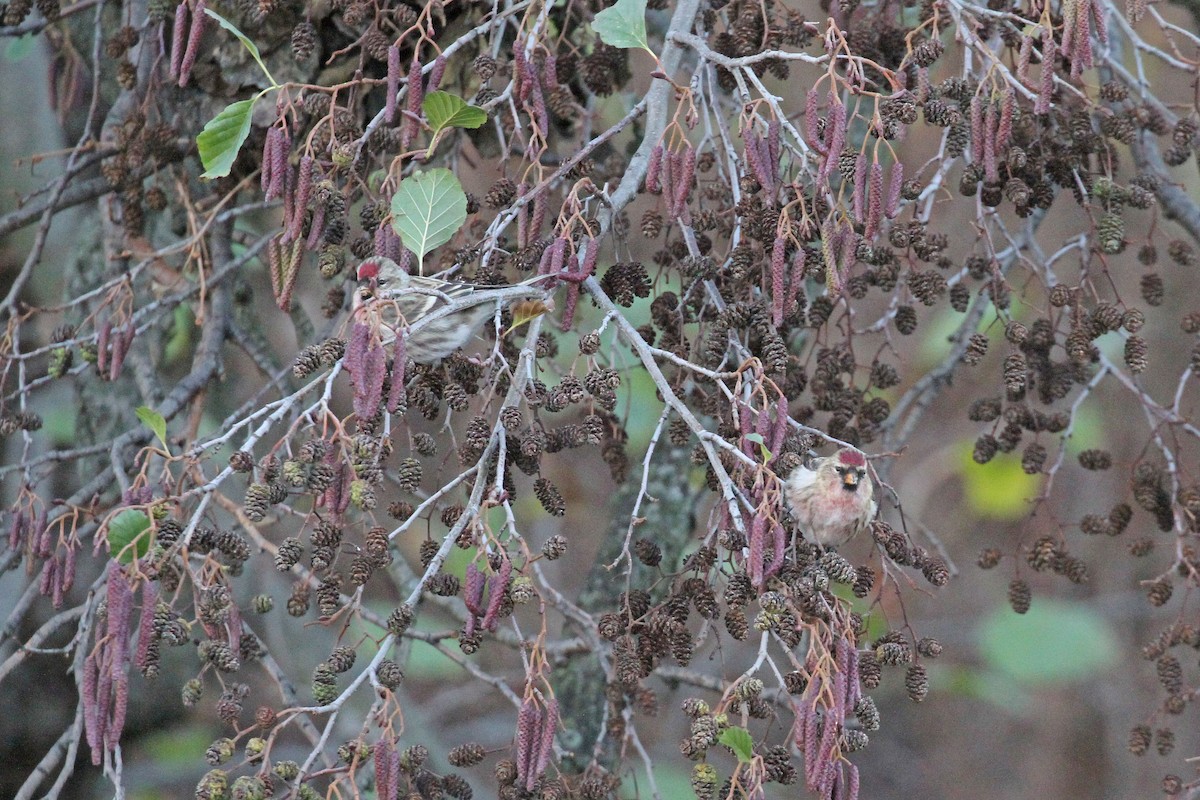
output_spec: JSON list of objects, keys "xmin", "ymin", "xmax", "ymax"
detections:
[
  {"xmin": 784, "ymin": 447, "xmax": 877, "ymax": 547},
  {"xmin": 352, "ymin": 256, "xmax": 552, "ymax": 363}
]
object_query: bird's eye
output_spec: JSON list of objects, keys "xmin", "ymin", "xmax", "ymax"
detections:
[{"xmin": 377, "ymin": 277, "xmax": 389, "ymax": 287}]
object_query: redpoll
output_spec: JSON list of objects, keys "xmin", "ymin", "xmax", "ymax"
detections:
[
  {"xmin": 353, "ymin": 256, "xmax": 552, "ymax": 363},
  {"xmin": 783, "ymin": 447, "xmax": 877, "ymax": 547}
]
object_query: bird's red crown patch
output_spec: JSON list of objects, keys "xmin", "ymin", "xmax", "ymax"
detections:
[
  {"xmin": 837, "ymin": 449, "xmax": 866, "ymax": 467},
  {"xmin": 357, "ymin": 259, "xmax": 381, "ymax": 281}
]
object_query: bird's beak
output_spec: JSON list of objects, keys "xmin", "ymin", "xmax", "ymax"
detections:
[{"xmin": 842, "ymin": 472, "xmax": 860, "ymax": 491}]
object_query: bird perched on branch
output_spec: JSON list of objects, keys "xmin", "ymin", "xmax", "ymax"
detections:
[
  {"xmin": 783, "ymin": 447, "xmax": 877, "ymax": 548},
  {"xmin": 353, "ymin": 256, "xmax": 552, "ymax": 363}
]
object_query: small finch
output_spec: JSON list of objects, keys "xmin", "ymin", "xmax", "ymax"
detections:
[
  {"xmin": 784, "ymin": 447, "xmax": 877, "ymax": 547},
  {"xmin": 352, "ymin": 256, "xmax": 552, "ymax": 363}
]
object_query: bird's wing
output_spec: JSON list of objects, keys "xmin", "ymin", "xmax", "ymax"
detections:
[{"xmin": 785, "ymin": 462, "xmax": 820, "ymax": 493}]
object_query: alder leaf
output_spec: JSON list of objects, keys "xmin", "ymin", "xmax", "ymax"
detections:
[
  {"xmin": 424, "ymin": 91, "xmax": 487, "ymax": 135},
  {"xmin": 592, "ymin": 0, "xmax": 651, "ymax": 54},
  {"xmin": 389, "ymin": 168, "xmax": 468, "ymax": 272},
  {"xmin": 107, "ymin": 509, "xmax": 152, "ymax": 564},
  {"xmin": 198, "ymin": 99, "xmax": 255, "ymax": 179}
]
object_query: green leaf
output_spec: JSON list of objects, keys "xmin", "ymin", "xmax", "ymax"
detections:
[
  {"xmin": 136, "ymin": 406, "xmax": 169, "ymax": 451},
  {"xmin": 198, "ymin": 99, "xmax": 255, "ymax": 179},
  {"xmin": 202, "ymin": 7, "xmax": 276, "ymax": 87},
  {"xmin": 978, "ymin": 598, "xmax": 1118, "ymax": 684},
  {"xmin": 592, "ymin": 0, "xmax": 651, "ymax": 53},
  {"xmin": 717, "ymin": 727, "xmax": 755, "ymax": 763},
  {"xmin": 108, "ymin": 509, "xmax": 152, "ymax": 564},
  {"xmin": 389, "ymin": 169, "xmax": 468, "ymax": 271},
  {"xmin": 424, "ymin": 91, "xmax": 487, "ymax": 135},
  {"xmin": 4, "ymin": 34, "xmax": 36, "ymax": 63},
  {"xmin": 743, "ymin": 432, "xmax": 772, "ymax": 462},
  {"xmin": 959, "ymin": 442, "xmax": 1041, "ymax": 520}
]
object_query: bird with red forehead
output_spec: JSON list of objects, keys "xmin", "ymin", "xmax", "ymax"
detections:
[
  {"xmin": 783, "ymin": 447, "xmax": 877, "ymax": 548},
  {"xmin": 352, "ymin": 256, "xmax": 552, "ymax": 364}
]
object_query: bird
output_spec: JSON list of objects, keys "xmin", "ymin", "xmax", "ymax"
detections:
[
  {"xmin": 352, "ymin": 256, "xmax": 552, "ymax": 363},
  {"xmin": 783, "ymin": 447, "xmax": 877, "ymax": 547}
]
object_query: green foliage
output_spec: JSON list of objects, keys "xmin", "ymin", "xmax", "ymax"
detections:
[
  {"xmin": 197, "ymin": 100, "xmax": 255, "ymax": 179},
  {"xmin": 591, "ymin": 0, "xmax": 652, "ymax": 54},
  {"xmin": 389, "ymin": 169, "xmax": 468, "ymax": 272},
  {"xmin": 978, "ymin": 598, "xmax": 1118, "ymax": 684},
  {"xmin": 959, "ymin": 442, "xmax": 1041, "ymax": 520},
  {"xmin": 107, "ymin": 509, "xmax": 152, "ymax": 564},
  {"xmin": 136, "ymin": 405, "xmax": 168, "ymax": 451},
  {"xmin": 717, "ymin": 727, "xmax": 755, "ymax": 762}
]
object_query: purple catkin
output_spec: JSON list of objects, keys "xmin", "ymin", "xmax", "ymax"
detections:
[
  {"xmin": 737, "ymin": 399, "xmax": 753, "ymax": 452},
  {"xmin": 514, "ymin": 699, "xmax": 538, "ymax": 787},
  {"xmin": 375, "ymin": 741, "xmax": 397, "ymax": 800},
  {"xmin": 767, "ymin": 117, "xmax": 781, "ymax": 180},
  {"xmin": 1035, "ymin": 30, "xmax": 1055, "ymax": 115},
  {"xmin": 178, "ymin": 0, "xmax": 206, "ymax": 88},
  {"xmin": 52, "ymin": 554, "xmax": 68, "ymax": 608},
  {"xmin": 272, "ymin": 129, "xmax": 290, "ymax": 200},
  {"xmin": 765, "ymin": 521, "xmax": 786, "ymax": 578},
  {"xmin": 385, "ymin": 334, "xmax": 406, "ymax": 413},
  {"xmin": 372, "ymin": 225, "xmax": 388, "ymax": 259},
  {"xmin": 1016, "ymin": 34, "xmax": 1033, "ymax": 82},
  {"xmin": 83, "ymin": 652, "xmax": 102, "ymax": 762},
  {"xmin": 512, "ymin": 45, "xmax": 528, "ymax": 103},
  {"xmin": 260, "ymin": 129, "xmax": 275, "ymax": 195},
  {"xmin": 398, "ymin": 248, "xmax": 413, "ymax": 274},
  {"xmin": 549, "ymin": 236, "xmax": 567, "ymax": 275},
  {"xmin": 742, "ymin": 132, "xmax": 764, "ymax": 190},
  {"xmin": 753, "ymin": 135, "xmax": 776, "ymax": 195},
  {"xmin": 96, "ymin": 320, "xmax": 111, "ymax": 376},
  {"xmin": 543, "ymin": 53, "xmax": 558, "ymax": 88},
  {"xmin": 352, "ymin": 341, "xmax": 386, "ymax": 421},
  {"xmin": 674, "ymin": 145, "xmax": 696, "ymax": 219},
  {"xmin": 305, "ymin": 203, "xmax": 326, "ymax": 250},
  {"xmin": 427, "ymin": 54, "xmax": 447, "ymax": 92},
  {"xmin": 865, "ymin": 162, "xmax": 884, "ymax": 239},
  {"xmin": 537, "ymin": 237, "xmax": 557, "ymax": 275},
  {"xmin": 805, "ymin": 88, "xmax": 824, "ymax": 154},
  {"xmin": 8, "ymin": 510, "xmax": 25, "ymax": 552},
  {"xmin": 770, "ymin": 395, "xmax": 789, "ymax": 456},
  {"xmin": 884, "ymin": 161, "xmax": 904, "ymax": 218},
  {"xmin": 345, "ymin": 323, "xmax": 371, "ymax": 385},
  {"xmin": 1091, "ymin": 0, "xmax": 1108, "ymax": 45},
  {"xmin": 983, "ymin": 98, "xmax": 998, "ymax": 182},
  {"xmin": 1070, "ymin": 1, "xmax": 1093, "ymax": 78},
  {"xmin": 645, "ymin": 144, "xmax": 663, "ymax": 193},
  {"xmin": 33, "ymin": 507, "xmax": 50, "ymax": 557},
  {"xmin": 515, "ymin": 184, "xmax": 528, "ymax": 249},
  {"xmin": 787, "ymin": 247, "xmax": 806, "ymax": 315},
  {"xmin": 531, "ymin": 699, "xmax": 558, "ymax": 784},
  {"xmin": 482, "ymin": 556, "xmax": 512, "ymax": 631},
  {"xmin": 401, "ymin": 56, "xmax": 423, "ymax": 150},
  {"xmin": 771, "ymin": 235, "xmax": 786, "ymax": 327},
  {"xmin": 529, "ymin": 187, "xmax": 547, "ymax": 247},
  {"xmin": 135, "ymin": 581, "xmax": 160, "ymax": 672},
  {"xmin": 62, "ymin": 540, "xmax": 77, "ymax": 593},
  {"xmin": 168, "ymin": 0, "xmax": 188, "ymax": 81},
  {"xmin": 385, "ymin": 46, "xmax": 400, "ymax": 125},
  {"xmin": 464, "ymin": 563, "xmax": 487, "ymax": 616},
  {"xmin": 748, "ymin": 513, "xmax": 766, "ymax": 587},
  {"xmin": 847, "ymin": 764, "xmax": 860, "ymax": 800},
  {"xmin": 851, "ymin": 149, "xmax": 868, "ymax": 223},
  {"xmin": 39, "ymin": 557, "xmax": 56, "ymax": 597},
  {"xmin": 267, "ymin": 238, "xmax": 282, "ymax": 297},
  {"xmin": 997, "ymin": 89, "xmax": 1015, "ymax": 153},
  {"xmin": 969, "ymin": 93, "xmax": 984, "ymax": 165},
  {"xmin": 529, "ymin": 77, "xmax": 549, "ymax": 135},
  {"xmin": 285, "ymin": 156, "xmax": 314, "ymax": 242}
]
